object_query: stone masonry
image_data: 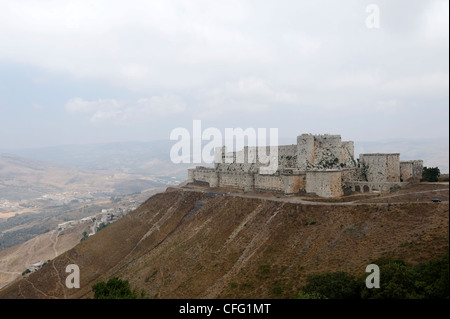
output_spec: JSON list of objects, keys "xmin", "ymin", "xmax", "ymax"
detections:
[
  {"xmin": 400, "ymin": 160, "xmax": 424, "ymax": 182},
  {"xmin": 187, "ymin": 133, "xmax": 423, "ymax": 198}
]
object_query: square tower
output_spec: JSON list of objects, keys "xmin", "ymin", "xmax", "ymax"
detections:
[{"xmin": 359, "ymin": 153, "xmax": 400, "ymax": 183}]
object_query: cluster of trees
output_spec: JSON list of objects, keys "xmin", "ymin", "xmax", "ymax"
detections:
[
  {"xmin": 92, "ymin": 277, "xmax": 147, "ymax": 299},
  {"xmin": 295, "ymin": 252, "xmax": 449, "ymax": 299},
  {"xmin": 421, "ymin": 167, "xmax": 441, "ymax": 182},
  {"xmin": 96, "ymin": 222, "xmax": 109, "ymax": 232}
]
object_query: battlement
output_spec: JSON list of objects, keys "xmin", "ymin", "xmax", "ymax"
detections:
[{"xmin": 359, "ymin": 153, "xmax": 400, "ymax": 157}]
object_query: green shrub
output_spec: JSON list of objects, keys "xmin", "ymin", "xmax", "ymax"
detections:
[
  {"xmin": 271, "ymin": 285, "xmax": 283, "ymax": 296},
  {"xmin": 259, "ymin": 264, "xmax": 271, "ymax": 274},
  {"xmin": 359, "ymin": 262, "xmax": 419, "ymax": 299},
  {"xmin": 240, "ymin": 282, "xmax": 253, "ymax": 289},
  {"xmin": 293, "ymin": 291, "xmax": 328, "ymax": 299},
  {"xmin": 302, "ymin": 271, "xmax": 360, "ymax": 299},
  {"xmin": 360, "ymin": 253, "xmax": 449, "ymax": 299},
  {"xmin": 22, "ymin": 269, "xmax": 31, "ymax": 276},
  {"xmin": 413, "ymin": 252, "xmax": 449, "ymax": 299},
  {"xmin": 92, "ymin": 277, "xmax": 146, "ymax": 299},
  {"xmin": 296, "ymin": 253, "xmax": 449, "ymax": 299}
]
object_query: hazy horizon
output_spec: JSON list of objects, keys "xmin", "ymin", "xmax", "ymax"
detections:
[
  {"xmin": 1, "ymin": 135, "xmax": 449, "ymax": 174},
  {"xmin": 1, "ymin": 133, "xmax": 449, "ymax": 150}
]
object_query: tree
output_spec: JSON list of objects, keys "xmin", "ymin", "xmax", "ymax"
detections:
[
  {"xmin": 421, "ymin": 167, "xmax": 440, "ymax": 182},
  {"xmin": 80, "ymin": 231, "xmax": 89, "ymax": 242},
  {"xmin": 359, "ymin": 262, "xmax": 420, "ymax": 299},
  {"xmin": 22, "ymin": 269, "xmax": 31, "ymax": 276},
  {"xmin": 360, "ymin": 254, "xmax": 449, "ymax": 299},
  {"xmin": 92, "ymin": 277, "xmax": 145, "ymax": 299},
  {"xmin": 96, "ymin": 222, "xmax": 108, "ymax": 232},
  {"xmin": 413, "ymin": 252, "xmax": 449, "ymax": 299},
  {"xmin": 296, "ymin": 253, "xmax": 449, "ymax": 299}
]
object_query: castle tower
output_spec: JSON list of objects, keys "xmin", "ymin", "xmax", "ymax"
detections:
[
  {"xmin": 296, "ymin": 134, "xmax": 356, "ymax": 170},
  {"xmin": 359, "ymin": 153, "xmax": 400, "ymax": 183},
  {"xmin": 296, "ymin": 134, "xmax": 315, "ymax": 170}
]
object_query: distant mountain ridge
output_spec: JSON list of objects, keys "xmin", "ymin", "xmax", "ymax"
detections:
[
  {"xmin": 1, "ymin": 140, "xmax": 193, "ymax": 182},
  {"xmin": 2, "ymin": 136, "xmax": 448, "ymax": 178},
  {"xmin": 0, "ymin": 152, "xmax": 167, "ymax": 202}
]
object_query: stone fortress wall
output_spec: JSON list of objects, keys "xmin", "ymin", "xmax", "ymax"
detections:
[
  {"xmin": 305, "ymin": 170, "xmax": 344, "ymax": 198},
  {"xmin": 187, "ymin": 134, "xmax": 423, "ymax": 198},
  {"xmin": 400, "ymin": 160, "xmax": 424, "ymax": 182},
  {"xmin": 359, "ymin": 153, "xmax": 401, "ymax": 183}
]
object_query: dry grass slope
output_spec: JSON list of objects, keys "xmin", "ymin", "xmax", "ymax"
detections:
[
  {"xmin": 0, "ymin": 185, "xmax": 448, "ymax": 299},
  {"xmin": 0, "ymin": 223, "xmax": 87, "ymax": 290}
]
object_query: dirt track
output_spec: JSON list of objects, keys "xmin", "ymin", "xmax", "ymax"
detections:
[
  {"xmin": 178, "ymin": 182, "xmax": 449, "ymax": 206},
  {"xmin": 0, "ymin": 223, "xmax": 87, "ymax": 289}
]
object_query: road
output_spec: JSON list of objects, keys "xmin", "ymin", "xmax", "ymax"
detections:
[{"xmin": 175, "ymin": 186, "xmax": 449, "ymax": 206}]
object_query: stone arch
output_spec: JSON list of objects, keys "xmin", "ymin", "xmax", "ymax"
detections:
[
  {"xmin": 355, "ymin": 185, "xmax": 361, "ymax": 193},
  {"xmin": 363, "ymin": 185, "xmax": 370, "ymax": 193}
]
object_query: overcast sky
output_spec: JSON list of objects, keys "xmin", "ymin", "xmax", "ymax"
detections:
[{"xmin": 0, "ymin": 0, "xmax": 448, "ymax": 149}]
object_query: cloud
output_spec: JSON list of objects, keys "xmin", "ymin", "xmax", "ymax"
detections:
[
  {"xmin": 65, "ymin": 95, "xmax": 186, "ymax": 124},
  {"xmin": 0, "ymin": 0, "xmax": 263, "ymax": 91},
  {"xmin": 193, "ymin": 77, "xmax": 299, "ymax": 120},
  {"xmin": 373, "ymin": 99, "xmax": 401, "ymax": 115},
  {"xmin": 281, "ymin": 34, "xmax": 321, "ymax": 57},
  {"xmin": 325, "ymin": 73, "xmax": 382, "ymax": 89},
  {"xmin": 0, "ymin": 1, "xmax": 447, "ymax": 94},
  {"xmin": 65, "ymin": 97, "xmax": 121, "ymax": 114},
  {"xmin": 31, "ymin": 102, "xmax": 43, "ymax": 111},
  {"xmin": 0, "ymin": 0, "xmax": 448, "ymax": 146},
  {"xmin": 382, "ymin": 72, "xmax": 449, "ymax": 97},
  {"xmin": 421, "ymin": 0, "xmax": 449, "ymax": 43}
]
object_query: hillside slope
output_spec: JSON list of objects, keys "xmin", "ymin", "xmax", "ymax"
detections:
[
  {"xmin": 0, "ymin": 187, "xmax": 448, "ymax": 299},
  {"xmin": 0, "ymin": 222, "xmax": 88, "ymax": 289}
]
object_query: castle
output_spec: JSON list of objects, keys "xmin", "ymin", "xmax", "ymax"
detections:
[{"xmin": 187, "ymin": 134, "xmax": 423, "ymax": 198}]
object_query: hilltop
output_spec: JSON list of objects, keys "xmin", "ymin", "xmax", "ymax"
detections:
[{"xmin": 0, "ymin": 183, "xmax": 448, "ymax": 299}]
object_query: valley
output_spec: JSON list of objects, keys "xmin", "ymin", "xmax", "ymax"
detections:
[{"xmin": 0, "ymin": 153, "xmax": 168, "ymax": 251}]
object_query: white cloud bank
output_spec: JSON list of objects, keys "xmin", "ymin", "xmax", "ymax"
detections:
[
  {"xmin": 0, "ymin": 0, "xmax": 447, "ymax": 94},
  {"xmin": 0, "ymin": 0, "xmax": 448, "ymax": 143},
  {"xmin": 66, "ymin": 95, "xmax": 186, "ymax": 124}
]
